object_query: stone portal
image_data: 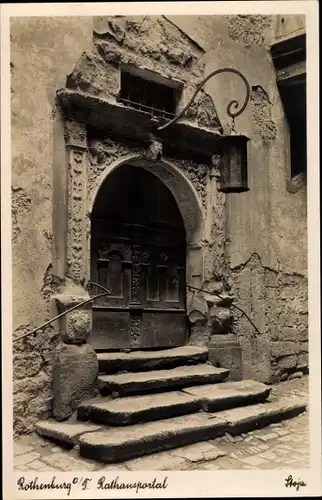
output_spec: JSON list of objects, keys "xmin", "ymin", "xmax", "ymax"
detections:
[{"xmin": 90, "ymin": 164, "xmax": 187, "ymax": 350}]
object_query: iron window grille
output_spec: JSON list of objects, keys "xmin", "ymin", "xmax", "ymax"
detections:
[{"xmin": 119, "ymin": 66, "xmax": 182, "ymax": 120}]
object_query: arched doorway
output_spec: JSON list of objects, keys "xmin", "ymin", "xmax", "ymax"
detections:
[{"xmin": 90, "ymin": 164, "xmax": 187, "ymax": 350}]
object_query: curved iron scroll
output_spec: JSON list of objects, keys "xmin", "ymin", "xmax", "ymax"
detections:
[{"xmin": 157, "ymin": 68, "xmax": 251, "ymax": 132}]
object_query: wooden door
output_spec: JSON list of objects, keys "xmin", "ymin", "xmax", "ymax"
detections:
[{"xmin": 89, "ymin": 165, "xmax": 187, "ymax": 350}]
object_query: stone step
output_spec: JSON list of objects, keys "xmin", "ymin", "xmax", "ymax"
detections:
[
  {"xmin": 78, "ymin": 380, "xmax": 270, "ymax": 426},
  {"xmin": 80, "ymin": 413, "xmax": 228, "ymax": 463},
  {"xmin": 98, "ymin": 364, "xmax": 230, "ymax": 396},
  {"xmin": 216, "ymin": 397, "xmax": 306, "ymax": 435},
  {"xmin": 78, "ymin": 398, "xmax": 306, "ymax": 463},
  {"xmin": 182, "ymin": 380, "xmax": 272, "ymax": 412},
  {"xmin": 97, "ymin": 346, "xmax": 208, "ymax": 374},
  {"xmin": 35, "ymin": 420, "xmax": 102, "ymax": 448},
  {"xmin": 36, "ymin": 397, "xmax": 306, "ymax": 462},
  {"xmin": 77, "ymin": 391, "xmax": 202, "ymax": 425}
]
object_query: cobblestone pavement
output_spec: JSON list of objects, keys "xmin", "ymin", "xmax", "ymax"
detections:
[{"xmin": 14, "ymin": 376, "xmax": 309, "ymax": 471}]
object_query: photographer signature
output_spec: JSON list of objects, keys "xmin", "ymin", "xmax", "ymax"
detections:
[{"xmin": 285, "ymin": 474, "xmax": 307, "ymax": 491}]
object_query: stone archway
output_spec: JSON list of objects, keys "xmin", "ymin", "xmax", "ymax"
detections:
[
  {"xmin": 87, "ymin": 154, "xmax": 206, "ymax": 350},
  {"xmin": 53, "ymin": 112, "xmax": 238, "ymax": 352}
]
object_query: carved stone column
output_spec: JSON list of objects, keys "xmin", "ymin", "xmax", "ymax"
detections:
[
  {"xmin": 65, "ymin": 121, "xmax": 89, "ymax": 285},
  {"xmin": 51, "ymin": 120, "xmax": 98, "ymax": 422}
]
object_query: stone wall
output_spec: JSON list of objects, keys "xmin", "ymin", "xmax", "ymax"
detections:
[
  {"xmin": 141, "ymin": 15, "xmax": 308, "ymax": 383},
  {"xmin": 11, "ymin": 15, "xmax": 307, "ymax": 435},
  {"xmin": 11, "ymin": 17, "xmax": 94, "ymax": 436}
]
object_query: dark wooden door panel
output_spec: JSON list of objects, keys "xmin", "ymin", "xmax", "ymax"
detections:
[
  {"xmin": 140, "ymin": 311, "xmax": 187, "ymax": 348},
  {"xmin": 91, "ymin": 309, "xmax": 131, "ymax": 350}
]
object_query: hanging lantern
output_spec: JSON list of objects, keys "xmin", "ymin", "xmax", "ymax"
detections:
[
  {"xmin": 156, "ymin": 68, "xmax": 252, "ymax": 193},
  {"xmin": 217, "ymin": 135, "xmax": 250, "ymax": 193}
]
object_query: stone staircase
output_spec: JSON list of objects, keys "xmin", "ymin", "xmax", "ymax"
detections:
[{"xmin": 36, "ymin": 346, "xmax": 307, "ymax": 464}]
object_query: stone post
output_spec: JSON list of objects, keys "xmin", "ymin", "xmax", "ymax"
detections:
[
  {"xmin": 51, "ymin": 121, "xmax": 98, "ymax": 421},
  {"xmin": 65, "ymin": 120, "xmax": 90, "ymax": 285}
]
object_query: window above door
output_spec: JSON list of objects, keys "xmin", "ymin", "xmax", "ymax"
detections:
[{"xmin": 118, "ymin": 63, "xmax": 183, "ymax": 120}]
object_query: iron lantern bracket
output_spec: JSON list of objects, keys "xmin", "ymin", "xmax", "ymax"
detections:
[{"xmin": 157, "ymin": 67, "xmax": 251, "ymax": 133}]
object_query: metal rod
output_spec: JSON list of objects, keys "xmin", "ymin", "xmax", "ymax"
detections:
[
  {"xmin": 87, "ymin": 281, "xmax": 111, "ymax": 295},
  {"xmin": 186, "ymin": 284, "xmax": 261, "ymax": 336},
  {"xmin": 13, "ymin": 282, "xmax": 111, "ymax": 343},
  {"xmin": 157, "ymin": 67, "xmax": 251, "ymax": 132}
]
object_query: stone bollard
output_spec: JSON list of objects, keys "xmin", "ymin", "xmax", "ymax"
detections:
[{"xmin": 52, "ymin": 292, "xmax": 99, "ymax": 421}]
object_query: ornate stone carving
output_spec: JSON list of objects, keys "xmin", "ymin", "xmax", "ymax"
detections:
[
  {"xmin": 159, "ymin": 250, "xmax": 168, "ymax": 264},
  {"xmin": 166, "ymin": 156, "xmax": 208, "ymax": 209},
  {"xmin": 145, "ymin": 138, "xmax": 163, "ymax": 161},
  {"xmin": 120, "ymin": 244, "xmax": 132, "ymax": 260},
  {"xmin": 87, "ymin": 137, "xmax": 142, "ymax": 196},
  {"xmin": 140, "ymin": 248, "xmax": 150, "ymax": 264},
  {"xmin": 210, "ymin": 154, "xmax": 221, "ymax": 180},
  {"xmin": 130, "ymin": 315, "xmax": 141, "ymax": 347},
  {"xmin": 64, "ymin": 310, "xmax": 92, "ymax": 343},
  {"xmin": 98, "ymin": 247, "xmax": 110, "ymax": 260},
  {"xmin": 64, "ymin": 120, "xmax": 87, "ymax": 148},
  {"xmin": 55, "ymin": 291, "xmax": 93, "ymax": 344},
  {"xmin": 130, "ymin": 245, "xmax": 141, "ymax": 304},
  {"xmin": 67, "ymin": 147, "xmax": 87, "ymax": 282},
  {"xmin": 184, "ymin": 90, "xmax": 221, "ymax": 130}
]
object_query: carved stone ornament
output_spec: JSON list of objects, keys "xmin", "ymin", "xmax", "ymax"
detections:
[
  {"xmin": 166, "ymin": 156, "xmax": 208, "ymax": 209},
  {"xmin": 87, "ymin": 137, "xmax": 142, "ymax": 196},
  {"xmin": 131, "ymin": 315, "xmax": 141, "ymax": 348},
  {"xmin": 145, "ymin": 138, "xmax": 163, "ymax": 161},
  {"xmin": 64, "ymin": 120, "xmax": 87, "ymax": 149},
  {"xmin": 63, "ymin": 310, "xmax": 93, "ymax": 344},
  {"xmin": 210, "ymin": 154, "xmax": 221, "ymax": 180},
  {"xmin": 67, "ymin": 147, "xmax": 87, "ymax": 283}
]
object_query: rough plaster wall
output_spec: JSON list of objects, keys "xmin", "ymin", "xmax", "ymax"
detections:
[
  {"xmin": 11, "ymin": 17, "xmax": 93, "ymax": 436},
  {"xmin": 224, "ymin": 18, "xmax": 308, "ymax": 382},
  {"xmin": 265, "ymin": 268, "xmax": 308, "ymax": 382},
  {"xmin": 224, "ymin": 15, "xmax": 273, "ymax": 48},
  {"xmin": 230, "ymin": 255, "xmax": 308, "ymax": 383},
  {"xmin": 169, "ymin": 15, "xmax": 308, "ymax": 382}
]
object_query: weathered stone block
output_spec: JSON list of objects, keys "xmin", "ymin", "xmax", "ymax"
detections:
[
  {"xmin": 55, "ymin": 293, "xmax": 93, "ymax": 344},
  {"xmin": 188, "ymin": 327, "xmax": 210, "ymax": 348},
  {"xmin": 188, "ymin": 310, "xmax": 207, "ymax": 327},
  {"xmin": 299, "ymin": 341, "xmax": 308, "ymax": 353},
  {"xmin": 270, "ymin": 342, "xmax": 298, "ymax": 359},
  {"xmin": 297, "ymin": 353, "xmax": 309, "ymax": 369},
  {"xmin": 281, "ymin": 328, "xmax": 301, "ymax": 342},
  {"xmin": 209, "ymin": 306, "xmax": 232, "ymax": 334},
  {"xmin": 276, "ymin": 354, "xmax": 298, "ymax": 371},
  {"xmin": 14, "ymin": 352, "xmax": 42, "ymax": 379},
  {"xmin": 14, "ymin": 392, "xmax": 32, "ymax": 415},
  {"xmin": 209, "ymin": 334, "xmax": 242, "ymax": 381},
  {"xmin": 53, "ymin": 343, "xmax": 99, "ymax": 421},
  {"xmin": 280, "ymin": 288, "xmax": 292, "ymax": 300},
  {"xmin": 13, "ymin": 371, "xmax": 49, "ymax": 395},
  {"xmin": 278, "ymin": 313, "xmax": 293, "ymax": 327},
  {"xmin": 289, "ymin": 371, "xmax": 303, "ymax": 380}
]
